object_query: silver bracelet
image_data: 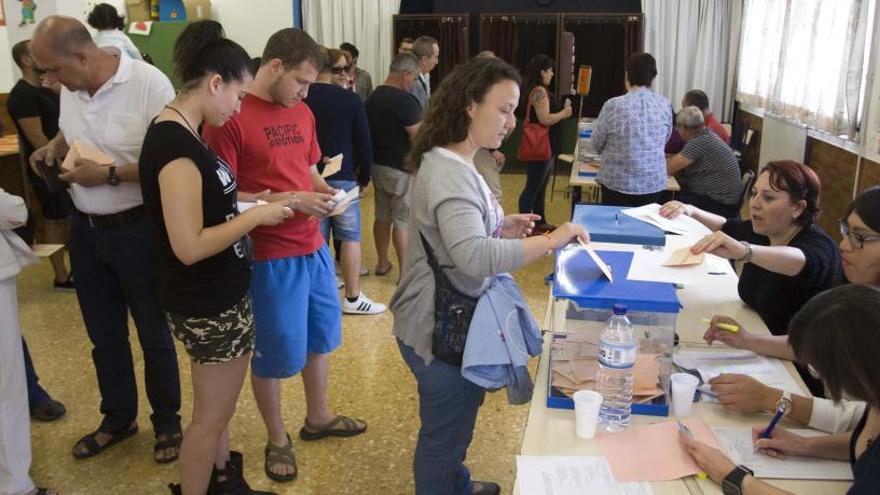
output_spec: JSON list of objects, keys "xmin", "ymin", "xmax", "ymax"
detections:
[{"xmin": 735, "ymin": 241, "xmax": 753, "ymax": 263}]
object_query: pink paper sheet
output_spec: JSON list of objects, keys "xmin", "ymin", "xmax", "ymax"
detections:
[{"xmin": 597, "ymin": 418, "xmax": 722, "ymax": 482}]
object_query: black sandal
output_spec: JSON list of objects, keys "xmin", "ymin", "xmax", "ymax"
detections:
[
  {"xmin": 298, "ymin": 415, "xmax": 367, "ymax": 441},
  {"xmin": 72, "ymin": 423, "xmax": 138, "ymax": 459},
  {"xmin": 154, "ymin": 430, "xmax": 183, "ymax": 464},
  {"xmin": 264, "ymin": 433, "xmax": 297, "ymax": 483}
]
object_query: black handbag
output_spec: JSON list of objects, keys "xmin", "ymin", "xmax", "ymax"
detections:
[{"xmin": 420, "ymin": 231, "xmax": 478, "ymax": 367}]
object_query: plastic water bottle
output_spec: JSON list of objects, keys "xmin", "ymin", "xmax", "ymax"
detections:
[
  {"xmin": 577, "ymin": 128, "xmax": 592, "ymax": 163},
  {"xmin": 596, "ymin": 303, "xmax": 637, "ymax": 432}
]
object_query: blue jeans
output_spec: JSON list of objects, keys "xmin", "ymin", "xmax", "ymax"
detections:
[
  {"xmin": 320, "ymin": 180, "xmax": 361, "ymax": 242},
  {"xmin": 69, "ymin": 213, "xmax": 181, "ymax": 434},
  {"xmin": 518, "ymin": 158, "xmax": 554, "ymax": 223},
  {"xmin": 22, "ymin": 337, "xmax": 50, "ymax": 408},
  {"xmin": 397, "ymin": 340, "xmax": 486, "ymax": 495}
]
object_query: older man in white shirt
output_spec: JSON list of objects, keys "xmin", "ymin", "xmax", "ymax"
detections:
[{"xmin": 29, "ymin": 16, "xmax": 181, "ymax": 463}]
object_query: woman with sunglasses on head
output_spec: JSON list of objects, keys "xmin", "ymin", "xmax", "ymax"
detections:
[
  {"xmin": 680, "ymin": 284, "xmax": 880, "ymax": 495},
  {"xmin": 661, "ymin": 160, "xmax": 842, "ymax": 394},
  {"xmin": 688, "ymin": 187, "xmax": 880, "ymax": 435},
  {"xmin": 139, "ymin": 20, "xmax": 292, "ymax": 494}
]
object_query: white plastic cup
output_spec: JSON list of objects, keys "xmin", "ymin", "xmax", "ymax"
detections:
[
  {"xmin": 671, "ymin": 373, "xmax": 700, "ymax": 417},
  {"xmin": 573, "ymin": 390, "xmax": 603, "ymax": 439}
]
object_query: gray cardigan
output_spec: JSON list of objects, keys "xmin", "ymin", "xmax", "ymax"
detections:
[{"xmin": 390, "ymin": 147, "xmax": 525, "ymax": 364}]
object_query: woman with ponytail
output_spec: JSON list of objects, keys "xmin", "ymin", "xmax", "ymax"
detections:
[{"xmin": 138, "ymin": 20, "xmax": 290, "ymax": 495}]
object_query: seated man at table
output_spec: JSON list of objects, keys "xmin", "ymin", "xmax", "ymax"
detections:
[
  {"xmin": 666, "ymin": 106, "xmax": 742, "ymax": 218},
  {"xmin": 665, "ymin": 89, "xmax": 730, "ymax": 154}
]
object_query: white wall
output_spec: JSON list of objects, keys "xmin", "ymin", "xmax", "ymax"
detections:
[
  {"xmin": 212, "ymin": 0, "xmax": 293, "ymax": 57},
  {"xmin": 0, "ymin": 26, "xmax": 14, "ymax": 92}
]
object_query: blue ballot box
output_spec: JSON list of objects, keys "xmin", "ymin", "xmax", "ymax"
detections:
[
  {"xmin": 572, "ymin": 204, "xmax": 665, "ymax": 247},
  {"xmin": 548, "ymin": 247, "xmax": 680, "ymax": 416}
]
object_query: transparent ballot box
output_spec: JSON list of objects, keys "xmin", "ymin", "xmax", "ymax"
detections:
[{"xmin": 549, "ymin": 246, "xmax": 681, "ymax": 416}]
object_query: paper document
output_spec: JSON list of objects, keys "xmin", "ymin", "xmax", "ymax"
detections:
[
  {"xmin": 321, "ymin": 153, "xmax": 343, "ymax": 178},
  {"xmin": 237, "ymin": 199, "xmax": 267, "ymax": 213},
  {"xmin": 61, "ymin": 140, "xmax": 115, "ymax": 171},
  {"xmin": 598, "ymin": 418, "xmax": 722, "ymax": 482},
  {"xmin": 712, "ymin": 428, "xmax": 853, "ymax": 480},
  {"xmin": 578, "ymin": 238, "xmax": 613, "ymax": 282},
  {"xmin": 622, "ymin": 204, "xmax": 712, "ymax": 236},
  {"xmin": 662, "ymin": 246, "xmax": 704, "ymax": 267},
  {"xmin": 627, "ymin": 247, "xmax": 732, "ymax": 285},
  {"xmin": 32, "ymin": 244, "xmax": 64, "ymax": 258},
  {"xmin": 674, "ymin": 348, "xmax": 804, "ymax": 396},
  {"xmin": 516, "ymin": 456, "xmax": 654, "ymax": 495},
  {"xmin": 328, "ymin": 187, "xmax": 359, "ymax": 217}
]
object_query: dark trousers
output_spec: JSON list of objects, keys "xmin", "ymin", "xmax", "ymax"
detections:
[
  {"xmin": 22, "ymin": 337, "xmax": 50, "ymax": 408},
  {"xmin": 675, "ymin": 191, "xmax": 741, "ymax": 219},
  {"xmin": 69, "ymin": 213, "xmax": 181, "ymax": 435},
  {"xmin": 599, "ymin": 184, "xmax": 665, "ymax": 207},
  {"xmin": 398, "ymin": 340, "xmax": 485, "ymax": 495},
  {"xmin": 518, "ymin": 158, "xmax": 554, "ymax": 224}
]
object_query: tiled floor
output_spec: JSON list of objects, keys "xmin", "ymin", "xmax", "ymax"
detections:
[{"xmin": 18, "ymin": 171, "xmax": 575, "ymax": 494}]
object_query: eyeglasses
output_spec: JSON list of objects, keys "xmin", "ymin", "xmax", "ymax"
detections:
[
  {"xmin": 839, "ymin": 219, "xmax": 880, "ymax": 249},
  {"xmin": 331, "ymin": 66, "xmax": 351, "ymax": 74}
]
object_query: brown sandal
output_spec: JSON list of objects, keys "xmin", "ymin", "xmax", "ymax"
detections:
[
  {"xmin": 264, "ymin": 433, "xmax": 297, "ymax": 482},
  {"xmin": 298, "ymin": 415, "xmax": 367, "ymax": 441}
]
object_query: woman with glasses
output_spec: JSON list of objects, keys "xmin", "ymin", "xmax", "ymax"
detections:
[
  {"xmin": 680, "ymin": 284, "xmax": 880, "ymax": 495},
  {"xmin": 685, "ymin": 186, "xmax": 880, "ymax": 435},
  {"xmin": 326, "ymin": 48, "xmax": 351, "ymax": 89}
]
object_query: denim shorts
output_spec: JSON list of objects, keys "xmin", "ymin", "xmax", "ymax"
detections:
[
  {"xmin": 320, "ymin": 180, "xmax": 361, "ymax": 242},
  {"xmin": 249, "ymin": 245, "xmax": 342, "ymax": 378}
]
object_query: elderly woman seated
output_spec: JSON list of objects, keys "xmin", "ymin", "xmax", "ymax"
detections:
[{"xmin": 666, "ymin": 106, "xmax": 743, "ymax": 218}]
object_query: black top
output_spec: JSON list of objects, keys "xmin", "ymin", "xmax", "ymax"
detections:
[
  {"xmin": 721, "ymin": 219, "xmax": 842, "ymax": 335},
  {"xmin": 849, "ymin": 410, "xmax": 880, "ymax": 494},
  {"xmin": 6, "ymin": 79, "xmax": 60, "ymax": 159},
  {"xmin": 138, "ymin": 120, "xmax": 251, "ymax": 317},
  {"xmin": 365, "ymin": 85, "xmax": 421, "ymax": 171},
  {"xmin": 304, "ymin": 82, "xmax": 373, "ymax": 185},
  {"xmin": 526, "ymin": 85, "xmax": 563, "ymax": 156}
]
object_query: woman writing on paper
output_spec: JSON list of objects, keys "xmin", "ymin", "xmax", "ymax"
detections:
[
  {"xmin": 660, "ymin": 160, "xmax": 841, "ymax": 394},
  {"xmin": 690, "ymin": 187, "xmax": 880, "ymax": 435},
  {"xmin": 391, "ymin": 56, "xmax": 588, "ymax": 495},
  {"xmin": 680, "ymin": 284, "xmax": 880, "ymax": 495}
]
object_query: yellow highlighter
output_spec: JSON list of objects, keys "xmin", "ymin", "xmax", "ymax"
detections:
[{"xmin": 700, "ymin": 318, "xmax": 740, "ymax": 333}]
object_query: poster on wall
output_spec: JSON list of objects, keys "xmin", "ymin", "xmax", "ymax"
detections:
[{"xmin": 3, "ymin": 0, "xmax": 59, "ymax": 44}]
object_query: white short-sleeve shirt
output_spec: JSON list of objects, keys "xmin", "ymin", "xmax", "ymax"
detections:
[{"xmin": 58, "ymin": 48, "xmax": 175, "ymax": 215}]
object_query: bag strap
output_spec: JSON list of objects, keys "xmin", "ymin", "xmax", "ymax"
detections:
[{"xmin": 524, "ymin": 86, "xmax": 543, "ymax": 124}]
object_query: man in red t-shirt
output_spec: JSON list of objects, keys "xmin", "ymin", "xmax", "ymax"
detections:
[
  {"xmin": 204, "ymin": 29, "xmax": 367, "ymax": 483},
  {"xmin": 666, "ymin": 89, "xmax": 731, "ymax": 155}
]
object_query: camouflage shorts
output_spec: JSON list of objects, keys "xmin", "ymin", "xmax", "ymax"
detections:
[{"xmin": 165, "ymin": 296, "xmax": 255, "ymax": 365}]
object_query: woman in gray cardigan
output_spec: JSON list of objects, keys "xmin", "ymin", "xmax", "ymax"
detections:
[{"xmin": 390, "ymin": 57, "xmax": 588, "ymax": 495}]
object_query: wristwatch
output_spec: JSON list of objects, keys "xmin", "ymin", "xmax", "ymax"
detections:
[
  {"xmin": 774, "ymin": 389, "xmax": 793, "ymax": 415},
  {"xmin": 106, "ymin": 165, "xmax": 120, "ymax": 186},
  {"xmin": 722, "ymin": 465, "xmax": 754, "ymax": 495},
  {"xmin": 735, "ymin": 241, "xmax": 753, "ymax": 263}
]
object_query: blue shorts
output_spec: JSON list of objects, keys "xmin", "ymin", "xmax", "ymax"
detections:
[
  {"xmin": 320, "ymin": 180, "xmax": 361, "ymax": 242},
  {"xmin": 250, "ymin": 245, "xmax": 342, "ymax": 378}
]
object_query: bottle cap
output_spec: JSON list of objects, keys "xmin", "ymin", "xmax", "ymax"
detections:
[{"xmin": 612, "ymin": 303, "xmax": 627, "ymax": 315}]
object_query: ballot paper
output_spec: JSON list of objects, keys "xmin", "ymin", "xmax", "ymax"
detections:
[
  {"xmin": 662, "ymin": 246, "xmax": 705, "ymax": 267},
  {"xmin": 237, "ymin": 199, "xmax": 267, "ymax": 213},
  {"xmin": 321, "ymin": 153, "xmax": 343, "ymax": 178},
  {"xmin": 328, "ymin": 187, "xmax": 359, "ymax": 217},
  {"xmin": 674, "ymin": 348, "xmax": 804, "ymax": 396},
  {"xmin": 598, "ymin": 418, "xmax": 722, "ymax": 482},
  {"xmin": 579, "ymin": 238, "xmax": 613, "ymax": 282},
  {"xmin": 61, "ymin": 140, "xmax": 115, "ymax": 171},
  {"xmin": 712, "ymin": 428, "xmax": 853, "ymax": 480},
  {"xmin": 32, "ymin": 244, "xmax": 65, "ymax": 258},
  {"xmin": 622, "ymin": 203, "xmax": 712, "ymax": 236},
  {"xmin": 627, "ymin": 248, "xmax": 732, "ymax": 285},
  {"xmin": 515, "ymin": 456, "xmax": 654, "ymax": 495}
]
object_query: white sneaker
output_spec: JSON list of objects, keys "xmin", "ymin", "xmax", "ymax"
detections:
[{"xmin": 342, "ymin": 292, "xmax": 387, "ymax": 315}]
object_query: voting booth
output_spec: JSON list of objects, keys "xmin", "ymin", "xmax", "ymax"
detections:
[{"xmin": 548, "ymin": 247, "xmax": 680, "ymax": 416}]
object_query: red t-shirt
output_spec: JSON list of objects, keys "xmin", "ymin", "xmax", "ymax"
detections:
[
  {"xmin": 704, "ymin": 113, "xmax": 731, "ymax": 144},
  {"xmin": 203, "ymin": 94, "xmax": 323, "ymax": 261}
]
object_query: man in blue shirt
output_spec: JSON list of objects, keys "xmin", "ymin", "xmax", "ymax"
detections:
[{"xmin": 305, "ymin": 51, "xmax": 385, "ymax": 315}]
